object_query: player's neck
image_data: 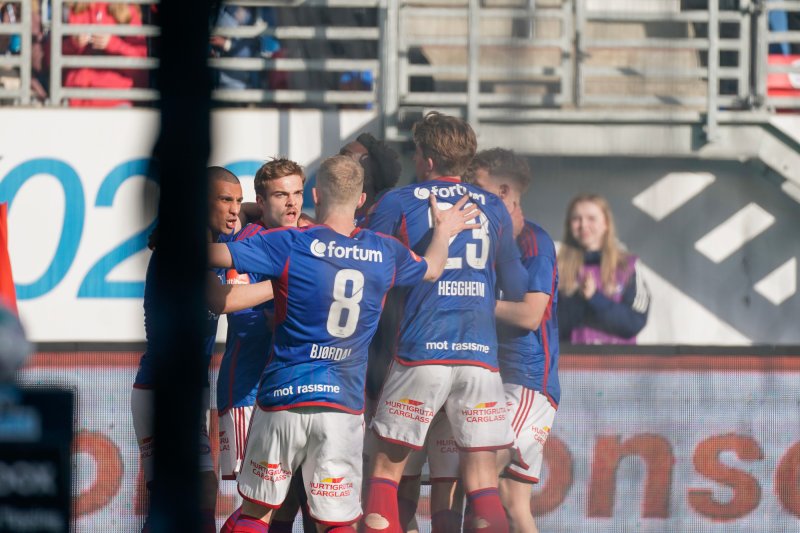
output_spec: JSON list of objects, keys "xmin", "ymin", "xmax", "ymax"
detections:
[
  {"xmin": 316, "ymin": 206, "xmax": 357, "ymax": 236},
  {"xmin": 422, "ymin": 172, "xmax": 461, "ymax": 183}
]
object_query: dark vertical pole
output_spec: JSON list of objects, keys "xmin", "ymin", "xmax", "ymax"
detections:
[{"xmin": 149, "ymin": 0, "xmax": 213, "ymax": 531}]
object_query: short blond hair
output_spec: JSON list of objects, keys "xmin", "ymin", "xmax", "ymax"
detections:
[{"xmin": 316, "ymin": 155, "xmax": 364, "ymax": 206}]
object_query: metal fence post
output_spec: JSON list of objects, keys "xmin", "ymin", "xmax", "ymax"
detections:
[
  {"xmin": 49, "ymin": 0, "xmax": 63, "ymax": 106},
  {"xmin": 752, "ymin": 0, "xmax": 768, "ymax": 109},
  {"xmin": 380, "ymin": 0, "xmax": 399, "ymax": 140},
  {"xmin": 467, "ymin": 0, "xmax": 480, "ymax": 127},
  {"xmin": 706, "ymin": 0, "xmax": 720, "ymax": 142},
  {"xmin": 573, "ymin": 0, "xmax": 584, "ymax": 108},
  {"xmin": 19, "ymin": 0, "xmax": 31, "ymax": 105}
]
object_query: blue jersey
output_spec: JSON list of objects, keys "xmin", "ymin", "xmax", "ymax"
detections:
[
  {"xmin": 226, "ymin": 224, "xmax": 428, "ymax": 414},
  {"xmin": 365, "ymin": 178, "xmax": 526, "ymax": 369},
  {"xmin": 217, "ymin": 223, "xmax": 273, "ymax": 414},
  {"xmin": 134, "ymin": 241, "xmax": 225, "ymax": 389},
  {"xmin": 498, "ymin": 220, "xmax": 561, "ymax": 406}
]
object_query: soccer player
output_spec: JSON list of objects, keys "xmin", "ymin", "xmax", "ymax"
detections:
[
  {"xmin": 213, "ymin": 158, "xmax": 311, "ymax": 533},
  {"xmin": 465, "ymin": 149, "xmax": 561, "ymax": 533},
  {"xmin": 131, "ymin": 166, "xmax": 244, "ymax": 532},
  {"xmin": 215, "ymin": 158, "xmax": 305, "ymax": 482},
  {"xmin": 363, "ymin": 112, "xmax": 528, "ymax": 533},
  {"xmin": 338, "ymin": 132, "xmax": 402, "ymax": 222},
  {"xmin": 207, "ymin": 155, "xmax": 479, "ymax": 533}
]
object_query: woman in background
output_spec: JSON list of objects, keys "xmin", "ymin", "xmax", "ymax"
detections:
[
  {"xmin": 557, "ymin": 193, "xmax": 650, "ymax": 344},
  {"xmin": 62, "ymin": 2, "xmax": 147, "ymax": 107}
]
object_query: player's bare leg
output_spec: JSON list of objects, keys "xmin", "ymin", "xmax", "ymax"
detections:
[
  {"xmin": 460, "ymin": 450, "xmax": 509, "ymax": 533},
  {"xmin": 364, "ymin": 440, "xmax": 412, "ymax": 533},
  {"xmin": 499, "ymin": 477, "xmax": 538, "ymax": 533},
  {"xmin": 229, "ymin": 500, "xmax": 273, "ymax": 532}
]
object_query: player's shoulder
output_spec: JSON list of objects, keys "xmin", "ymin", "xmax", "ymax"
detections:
[
  {"xmin": 236, "ymin": 222, "xmax": 268, "ymax": 240},
  {"xmin": 521, "ymin": 219, "xmax": 556, "ymax": 257}
]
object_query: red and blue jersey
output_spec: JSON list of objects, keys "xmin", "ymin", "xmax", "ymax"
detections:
[
  {"xmin": 365, "ymin": 178, "xmax": 527, "ymax": 370},
  {"xmin": 217, "ymin": 223, "xmax": 273, "ymax": 414},
  {"xmin": 498, "ymin": 220, "xmax": 561, "ymax": 406},
  {"xmin": 226, "ymin": 224, "xmax": 428, "ymax": 414}
]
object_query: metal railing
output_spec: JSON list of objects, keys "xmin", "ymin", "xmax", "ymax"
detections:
[
  {"xmin": 1, "ymin": 0, "xmax": 799, "ymax": 131},
  {"xmin": 0, "ymin": 0, "xmax": 32, "ymax": 104},
  {"xmin": 763, "ymin": 0, "xmax": 800, "ymax": 109}
]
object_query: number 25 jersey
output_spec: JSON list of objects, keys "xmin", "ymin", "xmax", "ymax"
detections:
[
  {"xmin": 225, "ymin": 224, "xmax": 429, "ymax": 414},
  {"xmin": 366, "ymin": 177, "xmax": 525, "ymax": 370}
]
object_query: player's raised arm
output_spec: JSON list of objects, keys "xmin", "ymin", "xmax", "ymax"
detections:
[
  {"xmin": 422, "ymin": 194, "xmax": 480, "ymax": 281},
  {"xmin": 206, "ymin": 272, "xmax": 275, "ymax": 315},
  {"xmin": 209, "ymin": 242, "xmax": 234, "ymax": 268}
]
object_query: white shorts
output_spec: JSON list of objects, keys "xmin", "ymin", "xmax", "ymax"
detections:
[
  {"xmin": 219, "ymin": 405, "xmax": 254, "ymax": 480},
  {"xmin": 371, "ymin": 363, "xmax": 513, "ymax": 451},
  {"xmin": 237, "ymin": 407, "xmax": 364, "ymax": 526},
  {"xmin": 131, "ymin": 387, "xmax": 214, "ymax": 483},
  {"xmin": 403, "ymin": 410, "xmax": 460, "ymax": 481},
  {"xmin": 503, "ymin": 384, "xmax": 557, "ymax": 483}
]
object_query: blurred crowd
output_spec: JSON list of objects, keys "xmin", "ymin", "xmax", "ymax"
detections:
[{"xmin": 0, "ymin": 1, "xmax": 385, "ymax": 107}]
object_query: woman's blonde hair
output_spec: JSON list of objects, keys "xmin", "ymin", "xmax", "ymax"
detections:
[{"xmin": 557, "ymin": 194, "xmax": 628, "ymax": 296}]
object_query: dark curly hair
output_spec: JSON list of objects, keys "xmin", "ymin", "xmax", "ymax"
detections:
[{"xmin": 354, "ymin": 133, "xmax": 402, "ymax": 194}]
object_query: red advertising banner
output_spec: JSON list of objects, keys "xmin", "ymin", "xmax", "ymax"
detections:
[{"xmin": 16, "ymin": 350, "xmax": 800, "ymax": 532}]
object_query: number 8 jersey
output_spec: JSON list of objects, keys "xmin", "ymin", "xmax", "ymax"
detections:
[
  {"xmin": 225, "ymin": 224, "xmax": 429, "ymax": 414},
  {"xmin": 366, "ymin": 177, "xmax": 525, "ymax": 370}
]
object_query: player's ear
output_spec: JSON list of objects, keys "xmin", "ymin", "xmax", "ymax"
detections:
[
  {"xmin": 425, "ymin": 157, "xmax": 435, "ymax": 175},
  {"xmin": 357, "ymin": 192, "xmax": 367, "ymax": 209},
  {"xmin": 499, "ymin": 183, "xmax": 510, "ymax": 200},
  {"xmin": 312, "ymin": 187, "xmax": 319, "ymax": 205},
  {"xmin": 255, "ymin": 194, "xmax": 265, "ymax": 206}
]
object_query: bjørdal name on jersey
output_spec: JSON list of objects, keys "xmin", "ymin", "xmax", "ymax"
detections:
[
  {"xmin": 309, "ymin": 239, "xmax": 383, "ymax": 262},
  {"xmin": 309, "ymin": 343, "xmax": 352, "ymax": 361},
  {"xmin": 413, "ymin": 183, "xmax": 487, "ymax": 205}
]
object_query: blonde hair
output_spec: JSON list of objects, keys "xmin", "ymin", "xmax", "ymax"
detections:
[
  {"xmin": 316, "ymin": 155, "xmax": 364, "ymax": 206},
  {"xmin": 557, "ymin": 194, "xmax": 628, "ymax": 296}
]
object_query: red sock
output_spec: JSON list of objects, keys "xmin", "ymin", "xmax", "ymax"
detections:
[
  {"xmin": 466, "ymin": 488, "xmax": 508, "ymax": 533},
  {"xmin": 221, "ymin": 507, "xmax": 243, "ymax": 533},
  {"xmin": 232, "ymin": 516, "xmax": 270, "ymax": 533},
  {"xmin": 269, "ymin": 520, "xmax": 294, "ymax": 533},
  {"xmin": 363, "ymin": 478, "xmax": 401, "ymax": 533},
  {"xmin": 431, "ymin": 510, "xmax": 462, "ymax": 533}
]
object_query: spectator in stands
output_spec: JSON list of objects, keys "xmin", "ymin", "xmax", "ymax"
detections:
[
  {"xmin": 210, "ymin": 5, "xmax": 260, "ymax": 91},
  {"xmin": 557, "ymin": 194, "xmax": 650, "ymax": 344},
  {"xmin": 0, "ymin": 1, "xmax": 47, "ymax": 101},
  {"xmin": 62, "ymin": 2, "xmax": 147, "ymax": 107},
  {"xmin": 257, "ymin": 7, "xmax": 288, "ymax": 93}
]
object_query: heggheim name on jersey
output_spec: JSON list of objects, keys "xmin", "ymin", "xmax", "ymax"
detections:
[
  {"xmin": 413, "ymin": 183, "xmax": 487, "ymax": 205},
  {"xmin": 310, "ymin": 239, "xmax": 383, "ymax": 262}
]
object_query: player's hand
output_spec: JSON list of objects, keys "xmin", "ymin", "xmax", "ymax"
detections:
[
  {"xmin": 581, "ymin": 275, "xmax": 596, "ymax": 300},
  {"xmin": 430, "ymin": 194, "xmax": 480, "ymax": 238}
]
